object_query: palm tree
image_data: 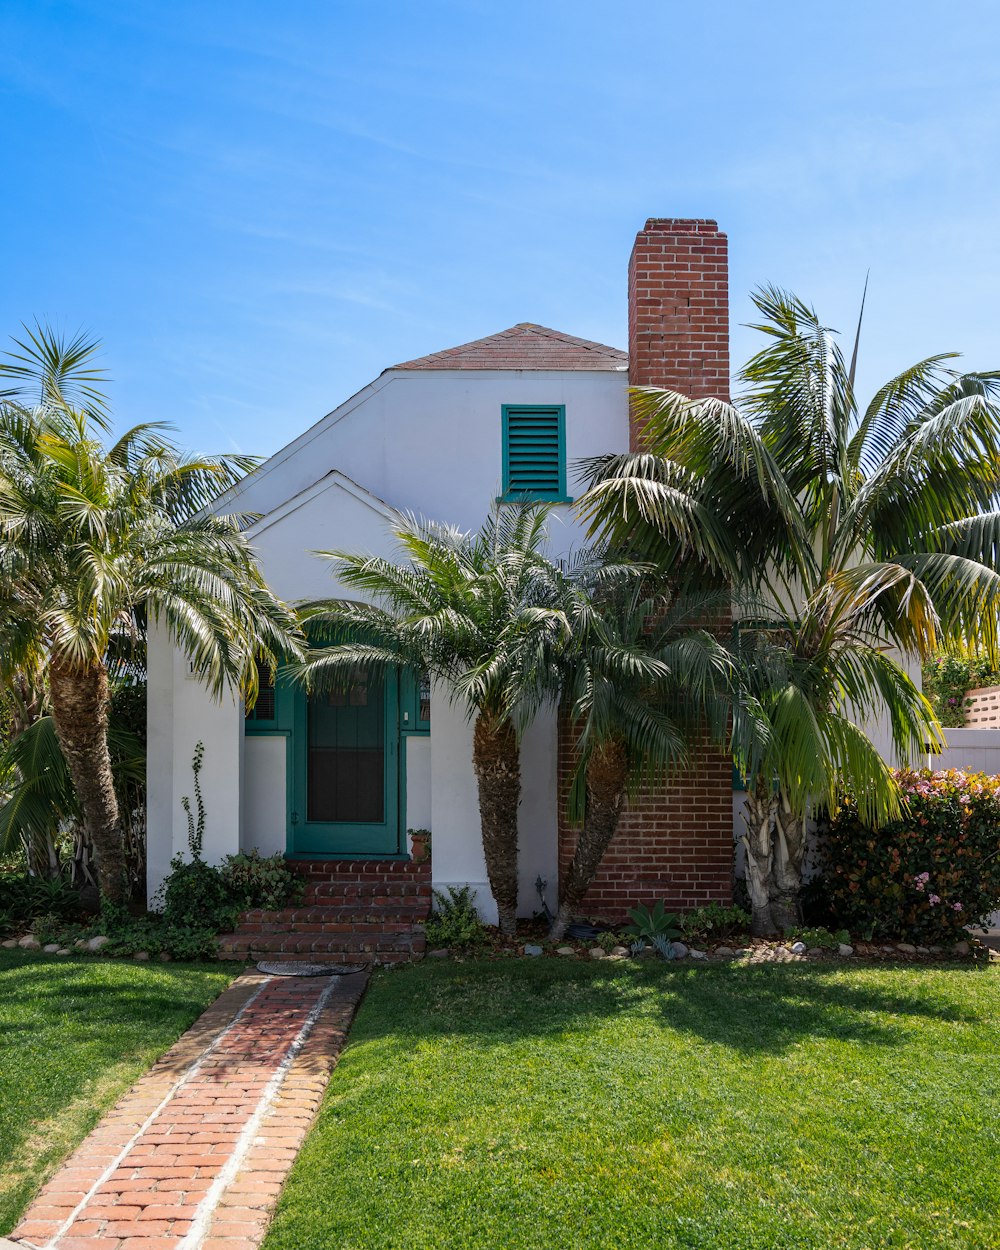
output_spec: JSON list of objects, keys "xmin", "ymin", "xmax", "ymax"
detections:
[
  {"xmin": 582, "ymin": 287, "xmax": 1000, "ymax": 931},
  {"xmin": 296, "ymin": 502, "xmax": 569, "ymax": 936},
  {"xmin": 0, "ymin": 326, "xmax": 302, "ymax": 903},
  {"xmin": 550, "ymin": 573, "xmax": 733, "ymax": 940}
]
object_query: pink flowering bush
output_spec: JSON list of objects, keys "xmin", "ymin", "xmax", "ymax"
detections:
[{"xmin": 826, "ymin": 769, "xmax": 1000, "ymax": 943}]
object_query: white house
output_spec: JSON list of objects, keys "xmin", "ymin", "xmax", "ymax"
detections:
[{"xmin": 146, "ymin": 218, "xmax": 737, "ymax": 944}]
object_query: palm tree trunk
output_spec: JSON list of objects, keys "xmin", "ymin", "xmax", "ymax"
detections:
[
  {"xmin": 48, "ymin": 659, "xmax": 126, "ymax": 905},
  {"xmin": 550, "ymin": 737, "xmax": 628, "ymax": 941},
  {"xmin": 771, "ymin": 794, "xmax": 805, "ymax": 932},
  {"xmin": 472, "ymin": 712, "xmax": 521, "ymax": 936},
  {"xmin": 741, "ymin": 782, "xmax": 777, "ymax": 935}
]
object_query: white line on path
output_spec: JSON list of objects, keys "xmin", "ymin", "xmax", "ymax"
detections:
[
  {"xmin": 42, "ymin": 975, "xmax": 274, "ymax": 1250},
  {"xmin": 177, "ymin": 976, "xmax": 340, "ymax": 1250}
]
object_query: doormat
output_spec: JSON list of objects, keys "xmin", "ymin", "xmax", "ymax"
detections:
[{"xmin": 256, "ymin": 961, "xmax": 369, "ymax": 977}]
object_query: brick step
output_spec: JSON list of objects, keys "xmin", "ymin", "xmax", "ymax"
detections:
[
  {"xmin": 217, "ymin": 929, "xmax": 425, "ymax": 962},
  {"xmin": 238, "ymin": 916, "xmax": 426, "ymax": 936},
  {"xmin": 300, "ymin": 886, "xmax": 432, "ymax": 906},
  {"xmin": 239, "ymin": 904, "xmax": 429, "ymax": 930}
]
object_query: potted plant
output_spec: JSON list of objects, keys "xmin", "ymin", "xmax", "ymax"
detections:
[{"xmin": 408, "ymin": 828, "xmax": 431, "ymax": 863}]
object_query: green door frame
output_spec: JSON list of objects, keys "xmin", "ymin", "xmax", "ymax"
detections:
[
  {"xmin": 245, "ymin": 665, "xmax": 430, "ymax": 861},
  {"xmin": 287, "ymin": 669, "xmax": 403, "ymax": 858}
]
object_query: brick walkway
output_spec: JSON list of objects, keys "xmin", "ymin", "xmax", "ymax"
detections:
[{"xmin": 9, "ymin": 969, "xmax": 368, "ymax": 1250}]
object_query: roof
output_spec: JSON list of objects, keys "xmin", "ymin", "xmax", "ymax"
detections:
[{"xmin": 392, "ymin": 323, "xmax": 628, "ymax": 372}]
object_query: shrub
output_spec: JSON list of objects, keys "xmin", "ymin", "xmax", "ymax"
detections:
[
  {"xmin": 0, "ymin": 872, "xmax": 84, "ymax": 937},
  {"xmin": 159, "ymin": 857, "xmax": 238, "ymax": 930},
  {"xmin": 785, "ymin": 925, "xmax": 850, "ymax": 949},
  {"xmin": 221, "ymin": 849, "xmax": 302, "ymax": 912},
  {"xmin": 827, "ymin": 768, "xmax": 1000, "ymax": 943},
  {"xmin": 679, "ymin": 903, "xmax": 751, "ymax": 942},
  {"xmin": 424, "ymin": 886, "xmax": 487, "ymax": 951}
]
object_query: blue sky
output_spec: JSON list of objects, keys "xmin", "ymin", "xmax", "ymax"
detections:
[{"xmin": 2, "ymin": 1, "xmax": 999, "ymax": 456}]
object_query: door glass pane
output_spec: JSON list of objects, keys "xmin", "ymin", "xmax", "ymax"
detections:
[{"xmin": 307, "ymin": 670, "xmax": 384, "ymax": 823}]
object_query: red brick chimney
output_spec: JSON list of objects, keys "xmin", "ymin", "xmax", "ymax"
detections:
[{"xmin": 627, "ymin": 218, "xmax": 730, "ymax": 450}]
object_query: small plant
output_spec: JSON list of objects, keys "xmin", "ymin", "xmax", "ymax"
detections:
[
  {"xmin": 624, "ymin": 900, "xmax": 681, "ymax": 943},
  {"xmin": 597, "ymin": 930, "xmax": 621, "ymax": 953},
  {"xmin": 424, "ymin": 885, "xmax": 487, "ymax": 951},
  {"xmin": 182, "ymin": 740, "xmax": 207, "ymax": 859},
  {"xmin": 158, "ymin": 743, "xmax": 238, "ymax": 930},
  {"xmin": 679, "ymin": 903, "xmax": 751, "ymax": 942},
  {"xmin": 786, "ymin": 925, "xmax": 850, "ymax": 949},
  {"xmin": 650, "ymin": 934, "xmax": 676, "ymax": 961}
]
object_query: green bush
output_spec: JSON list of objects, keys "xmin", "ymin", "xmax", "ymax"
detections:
[
  {"xmin": 221, "ymin": 849, "xmax": 302, "ymax": 911},
  {"xmin": 785, "ymin": 925, "xmax": 850, "ymax": 949},
  {"xmin": 160, "ymin": 857, "xmax": 239, "ymax": 931},
  {"xmin": 827, "ymin": 768, "xmax": 1000, "ymax": 943},
  {"xmin": 424, "ymin": 886, "xmax": 487, "ymax": 951},
  {"xmin": 679, "ymin": 903, "xmax": 751, "ymax": 942},
  {"xmin": 0, "ymin": 872, "xmax": 85, "ymax": 937}
]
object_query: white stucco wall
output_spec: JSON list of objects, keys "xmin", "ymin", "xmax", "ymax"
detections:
[
  {"xmin": 242, "ymin": 736, "xmax": 287, "ymax": 857},
  {"xmin": 146, "ymin": 365, "xmax": 629, "ymax": 911},
  {"xmin": 425, "ymin": 686, "xmax": 560, "ymax": 924}
]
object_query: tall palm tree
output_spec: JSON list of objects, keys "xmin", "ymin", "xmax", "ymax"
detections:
[
  {"xmin": 0, "ymin": 326, "xmax": 302, "ymax": 902},
  {"xmin": 550, "ymin": 573, "xmax": 733, "ymax": 940},
  {"xmin": 582, "ymin": 287, "xmax": 1000, "ymax": 931},
  {"xmin": 297, "ymin": 502, "xmax": 569, "ymax": 936}
]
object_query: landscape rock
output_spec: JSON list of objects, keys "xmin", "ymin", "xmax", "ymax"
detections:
[
  {"xmin": 523, "ymin": 943, "xmax": 543, "ymax": 957},
  {"xmin": 428, "ymin": 948, "xmax": 450, "ymax": 958},
  {"xmin": 611, "ymin": 946, "xmax": 629, "ymax": 957},
  {"xmin": 17, "ymin": 935, "xmax": 40, "ymax": 950},
  {"xmin": 556, "ymin": 946, "xmax": 576, "ymax": 956},
  {"xmin": 806, "ymin": 947, "xmax": 824, "ymax": 957},
  {"xmin": 689, "ymin": 949, "xmax": 708, "ymax": 960},
  {"xmin": 158, "ymin": 952, "xmax": 172, "ymax": 962},
  {"xmin": 713, "ymin": 946, "xmax": 736, "ymax": 958},
  {"xmin": 916, "ymin": 945, "xmax": 929, "ymax": 954},
  {"xmin": 790, "ymin": 941, "xmax": 807, "ymax": 955},
  {"xmin": 953, "ymin": 940, "xmax": 971, "ymax": 956},
  {"xmin": 929, "ymin": 945, "xmax": 943, "ymax": 954},
  {"xmin": 56, "ymin": 948, "xmax": 71, "ymax": 956},
  {"xmin": 133, "ymin": 951, "xmax": 150, "ymax": 961},
  {"xmin": 896, "ymin": 942, "xmax": 917, "ymax": 954},
  {"xmin": 838, "ymin": 943, "xmax": 854, "ymax": 957},
  {"xmin": 589, "ymin": 947, "xmax": 607, "ymax": 959},
  {"xmin": 42, "ymin": 943, "xmax": 60, "ymax": 953},
  {"xmin": 881, "ymin": 944, "xmax": 897, "ymax": 953},
  {"xmin": 85, "ymin": 935, "xmax": 111, "ymax": 953},
  {"xmin": 74, "ymin": 938, "xmax": 87, "ymax": 949},
  {"xmin": 1, "ymin": 938, "xmax": 17, "ymax": 949},
  {"xmin": 670, "ymin": 942, "xmax": 689, "ymax": 959}
]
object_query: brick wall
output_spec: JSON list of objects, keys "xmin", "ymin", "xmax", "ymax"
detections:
[{"xmin": 556, "ymin": 217, "xmax": 735, "ymax": 920}]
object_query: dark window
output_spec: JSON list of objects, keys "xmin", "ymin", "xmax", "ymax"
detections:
[{"xmin": 245, "ymin": 662, "xmax": 276, "ymax": 724}]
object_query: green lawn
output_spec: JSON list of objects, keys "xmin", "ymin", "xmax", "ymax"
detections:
[
  {"xmin": 263, "ymin": 958, "xmax": 1000, "ymax": 1250},
  {"xmin": 0, "ymin": 950, "xmax": 233, "ymax": 1234}
]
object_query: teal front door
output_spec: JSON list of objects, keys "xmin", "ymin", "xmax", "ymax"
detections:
[{"xmin": 289, "ymin": 668, "xmax": 401, "ymax": 856}]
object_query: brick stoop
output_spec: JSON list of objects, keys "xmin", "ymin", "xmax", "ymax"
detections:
[{"xmin": 217, "ymin": 858, "xmax": 432, "ymax": 965}]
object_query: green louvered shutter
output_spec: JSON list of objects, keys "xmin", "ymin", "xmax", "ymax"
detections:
[{"xmin": 502, "ymin": 405, "xmax": 567, "ymax": 500}]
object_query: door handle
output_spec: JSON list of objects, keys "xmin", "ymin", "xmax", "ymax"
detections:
[{"xmin": 290, "ymin": 811, "xmax": 299, "ymax": 825}]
